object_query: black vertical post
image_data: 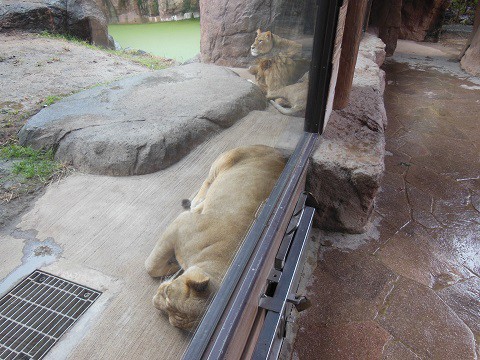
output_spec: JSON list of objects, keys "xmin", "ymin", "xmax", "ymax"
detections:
[{"xmin": 304, "ymin": 0, "xmax": 343, "ymax": 134}]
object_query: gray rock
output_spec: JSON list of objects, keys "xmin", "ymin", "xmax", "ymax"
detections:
[
  {"xmin": 0, "ymin": 0, "xmax": 110, "ymax": 48},
  {"xmin": 461, "ymin": 25, "xmax": 480, "ymax": 77},
  {"xmin": 19, "ymin": 63, "xmax": 266, "ymax": 176},
  {"xmin": 307, "ymin": 34, "xmax": 387, "ymax": 233}
]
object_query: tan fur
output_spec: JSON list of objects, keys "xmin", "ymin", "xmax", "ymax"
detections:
[
  {"xmin": 145, "ymin": 145, "xmax": 286, "ymax": 330},
  {"xmin": 249, "ymin": 29, "xmax": 308, "ymax": 97},
  {"xmin": 268, "ymin": 72, "xmax": 309, "ymax": 116}
]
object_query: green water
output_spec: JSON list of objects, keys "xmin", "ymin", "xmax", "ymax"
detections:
[{"xmin": 108, "ymin": 19, "xmax": 200, "ymax": 62}]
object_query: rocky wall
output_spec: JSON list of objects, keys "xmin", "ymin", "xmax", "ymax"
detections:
[
  {"xmin": 307, "ymin": 33, "xmax": 387, "ymax": 233},
  {"xmin": 199, "ymin": 0, "xmax": 276, "ymax": 66},
  {"xmin": 0, "ymin": 0, "xmax": 111, "ymax": 48},
  {"xmin": 97, "ymin": 0, "xmax": 199, "ymax": 23},
  {"xmin": 399, "ymin": 0, "xmax": 450, "ymax": 42},
  {"xmin": 370, "ymin": 0, "xmax": 450, "ymax": 56}
]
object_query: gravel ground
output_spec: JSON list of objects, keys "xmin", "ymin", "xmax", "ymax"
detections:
[
  {"xmin": 0, "ymin": 31, "xmax": 152, "ymax": 143},
  {"xmin": 0, "ymin": 31, "xmax": 155, "ymax": 228}
]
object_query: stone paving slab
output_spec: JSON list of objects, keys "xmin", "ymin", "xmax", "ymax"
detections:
[
  {"xmin": 437, "ymin": 277, "xmax": 480, "ymax": 335},
  {"xmin": 377, "ymin": 277, "xmax": 476, "ymax": 359},
  {"xmin": 292, "ymin": 39, "xmax": 480, "ymax": 360},
  {"xmin": 295, "ymin": 321, "xmax": 391, "ymax": 360},
  {"xmin": 19, "ymin": 63, "xmax": 266, "ymax": 176}
]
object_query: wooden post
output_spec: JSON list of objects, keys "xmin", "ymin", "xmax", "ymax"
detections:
[{"xmin": 333, "ymin": 0, "xmax": 370, "ymax": 110}]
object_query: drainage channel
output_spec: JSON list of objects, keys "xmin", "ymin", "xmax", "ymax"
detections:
[{"xmin": 0, "ymin": 270, "xmax": 101, "ymax": 360}]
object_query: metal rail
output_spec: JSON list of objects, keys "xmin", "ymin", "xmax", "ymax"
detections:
[{"xmin": 253, "ymin": 205, "xmax": 315, "ymax": 359}]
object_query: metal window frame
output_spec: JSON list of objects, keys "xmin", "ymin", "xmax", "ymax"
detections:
[{"xmin": 182, "ymin": 1, "xmax": 344, "ymax": 358}]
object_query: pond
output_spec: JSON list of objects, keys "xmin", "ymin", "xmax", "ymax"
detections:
[{"xmin": 108, "ymin": 19, "xmax": 201, "ymax": 62}]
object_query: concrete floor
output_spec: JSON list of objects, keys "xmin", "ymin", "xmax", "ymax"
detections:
[
  {"xmin": 0, "ymin": 110, "xmax": 302, "ymax": 359},
  {"xmin": 292, "ymin": 40, "xmax": 480, "ymax": 359}
]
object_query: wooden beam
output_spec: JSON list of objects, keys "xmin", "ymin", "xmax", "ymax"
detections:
[{"xmin": 333, "ymin": 0, "xmax": 370, "ymax": 110}]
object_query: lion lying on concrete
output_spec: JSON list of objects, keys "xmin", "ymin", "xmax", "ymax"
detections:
[{"xmin": 145, "ymin": 145, "xmax": 286, "ymax": 330}]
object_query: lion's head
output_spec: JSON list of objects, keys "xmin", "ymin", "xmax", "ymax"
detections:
[
  {"xmin": 250, "ymin": 29, "xmax": 274, "ymax": 57},
  {"xmin": 153, "ymin": 266, "xmax": 212, "ymax": 331}
]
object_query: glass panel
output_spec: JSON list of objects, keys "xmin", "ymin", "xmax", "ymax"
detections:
[
  {"xmin": 0, "ymin": 0, "xmax": 322, "ymax": 359},
  {"xmin": 248, "ymin": 1, "xmax": 315, "ymax": 119}
]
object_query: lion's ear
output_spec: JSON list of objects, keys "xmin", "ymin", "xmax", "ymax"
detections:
[
  {"xmin": 185, "ymin": 266, "xmax": 210, "ymax": 292},
  {"xmin": 265, "ymin": 31, "xmax": 272, "ymax": 38},
  {"xmin": 257, "ymin": 29, "xmax": 262, "ymax": 35}
]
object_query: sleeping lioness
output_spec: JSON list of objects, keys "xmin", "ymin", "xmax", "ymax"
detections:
[{"xmin": 145, "ymin": 145, "xmax": 286, "ymax": 330}]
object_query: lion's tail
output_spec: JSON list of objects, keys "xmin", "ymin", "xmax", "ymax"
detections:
[
  {"xmin": 181, "ymin": 199, "xmax": 191, "ymax": 210},
  {"xmin": 269, "ymin": 100, "xmax": 296, "ymax": 115}
]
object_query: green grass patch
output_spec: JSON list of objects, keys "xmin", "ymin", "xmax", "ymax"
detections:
[
  {"xmin": 38, "ymin": 31, "xmax": 173, "ymax": 70},
  {"xmin": 12, "ymin": 159, "xmax": 60, "ymax": 180},
  {"xmin": 111, "ymin": 49, "xmax": 173, "ymax": 70},
  {"xmin": 0, "ymin": 144, "xmax": 61, "ymax": 182},
  {"xmin": 43, "ymin": 95, "xmax": 63, "ymax": 106},
  {"xmin": 39, "ymin": 30, "xmax": 97, "ymax": 49}
]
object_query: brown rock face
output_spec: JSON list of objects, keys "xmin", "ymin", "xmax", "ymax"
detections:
[
  {"xmin": 399, "ymin": 0, "xmax": 450, "ymax": 41},
  {"xmin": 97, "ymin": 0, "xmax": 199, "ymax": 24},
  {"xmin": 370, "ymin": 0, "xmax": 449, "ymax": 56},
  {"xmin": 199, "ymin": 0, "xmax": 275, "ymax": 66},
  {"xmin": 307, "ymin": 34, "xmax": 387, "ymax": 233},
  {"xmin": 199, "ymin": 0, "xmax": 314, "ymax": 66},
  {"xmin": 370, "ymin": 0, "xmax": 403, "ymax": 56}
]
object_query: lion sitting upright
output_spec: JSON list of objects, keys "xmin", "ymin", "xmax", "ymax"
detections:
[
  {"xmin": 145, "ymin": 145, "xmax": 286, "ymax": 330},
  {"xmin": 249, "ymin": 29, "xmax": 308, "ymax": 98}
]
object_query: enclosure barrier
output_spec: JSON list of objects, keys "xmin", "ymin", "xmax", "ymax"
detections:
[{"xmin": 181, "ymin": 0, "xmax": 355, "ymax": 358}]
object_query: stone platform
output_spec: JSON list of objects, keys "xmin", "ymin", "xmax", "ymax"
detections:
[{"xmin": 307, "ymin": 33, "xmax": 387, "ymax": 233}]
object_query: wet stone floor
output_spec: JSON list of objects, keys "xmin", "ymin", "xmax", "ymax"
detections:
[{"xmin": 292, "ymin": 60, "xmax": 480, "ymax": 358}]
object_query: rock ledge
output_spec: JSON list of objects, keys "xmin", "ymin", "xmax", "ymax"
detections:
[
  {"xmin": 307, "ymin": 33, "xmax": 387, "ymax": 233},
  {"xmin": 19, "ymin": 63, "xmax": 266, "ymax": 176}
]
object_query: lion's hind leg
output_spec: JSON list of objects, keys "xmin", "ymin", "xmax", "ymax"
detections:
[
  {"xmin": 145, "ymin": 218, "xmax": 182, "ymax": 278},
  {"xmin": 190, "ymin": 148, "xmax": 248, "ymax": 212}
]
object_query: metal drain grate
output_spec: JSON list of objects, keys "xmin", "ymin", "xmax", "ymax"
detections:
[{"xmin": 0, "ymin": 270, "xmax": 101, "ymax": 360}]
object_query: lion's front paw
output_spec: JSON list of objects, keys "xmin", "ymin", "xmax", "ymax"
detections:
[{"xmin": 248, "ymin": 65, "xmax": 258, "ymax": 75}]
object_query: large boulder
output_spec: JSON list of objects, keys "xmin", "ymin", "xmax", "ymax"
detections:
[
  {"xmin": 307, "ymin": 33, "xmax": 387, "ymax": 233},
  {"xmin": 461, "ymin": 28, "xmax": 480, "ymax": 76},
  {"xmin": 0, "ymin": 0, "xmax": 110, "ymax": 48},
  {"xmin": 19, "ymin": 63, "xmax": 266, "ymax": 176}
]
